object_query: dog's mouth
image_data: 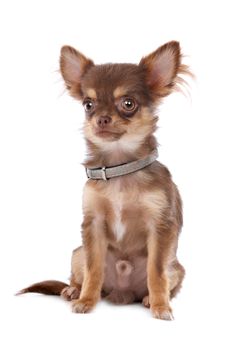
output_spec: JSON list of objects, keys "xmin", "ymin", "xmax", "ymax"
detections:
[{"xmin": 94, "ymin": 128, "xmax": 125, "ymax": 139}]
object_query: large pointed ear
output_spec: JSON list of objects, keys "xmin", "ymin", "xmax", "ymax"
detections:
[
  {"xmin": 140, "ymin": 41, "xmax": 187, "ymax": 97},
  {"xmin": 60, "ymin": 46, "xmax": 94, "ymax": 99}
]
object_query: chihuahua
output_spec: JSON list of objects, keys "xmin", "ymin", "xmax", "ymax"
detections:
[{"xmin": 17, "ymin": 41, "xmax": 189, "ymax": 320}]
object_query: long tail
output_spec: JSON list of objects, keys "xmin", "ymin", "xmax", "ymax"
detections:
[{"xmin": 15, "ymin": 280, "xmax": 69, "ymax": 296}]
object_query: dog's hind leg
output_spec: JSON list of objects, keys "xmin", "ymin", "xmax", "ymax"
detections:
[
  {"xmin": 142, "ymin": 259, "xmax": 185, "ymax": 308},
  {"xmin": 168, "ymin": 260, "xmax": 185, "ymax": 299}
]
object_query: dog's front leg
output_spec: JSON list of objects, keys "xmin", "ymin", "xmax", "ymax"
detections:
[
  {"xmin": 72, "ymin": 216, "xmax": 107, "ymax": 313},
  {"xmin": 147, "ymin": 227, "xmax": 175, "ymax": 320}
]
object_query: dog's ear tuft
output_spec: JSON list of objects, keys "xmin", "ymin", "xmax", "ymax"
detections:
[
  {"xmin": 60, "ymin": 46, "xmax": 94, "ymax": 99},
  {"xmin": 140, "ymin": 41, "xmax": 185, "ymax": 97}
]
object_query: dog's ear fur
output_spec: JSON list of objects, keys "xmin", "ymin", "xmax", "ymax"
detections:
[
  {"xmin": 60, "ymin": 46, "xmax": 94, "ymax": 99},
  {"xmin": 140, "ymin": 41, "xmax": 187, "ymax": 97}
]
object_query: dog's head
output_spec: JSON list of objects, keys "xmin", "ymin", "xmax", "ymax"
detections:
[{"xmin": 60, "ymin": 41, "xmax": 187, "ymax": 154}]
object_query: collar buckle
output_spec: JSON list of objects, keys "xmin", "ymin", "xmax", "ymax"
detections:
[
  {"xmin": 85, "ymin": 168, "xmax": 90, "ymax": 179},
  {"xmin": 101, "ymin": 167, "xmax": 107, "ymax": 181}
]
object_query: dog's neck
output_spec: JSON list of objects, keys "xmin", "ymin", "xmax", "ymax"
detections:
[{"xmin": 83, "ymin": 134, "xmax": 158, "ymax": 168}]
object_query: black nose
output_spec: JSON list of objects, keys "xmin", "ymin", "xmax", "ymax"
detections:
[{"xmin": 97, "ymin": 116, "xmax": 112, "ymax": 128}]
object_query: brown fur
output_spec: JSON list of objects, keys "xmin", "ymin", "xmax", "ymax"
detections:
[
  {"xmin": 16, "ymin": 280, "xmax": 68, "ymax": 296},
  {"xmin": 17, "ymin": 41, "xmax": 189, "ymax": 320}
]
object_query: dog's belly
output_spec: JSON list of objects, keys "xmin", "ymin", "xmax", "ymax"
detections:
[{"xmin": 103, "ymin": 249, "xmax": 148, "ymax": 301}]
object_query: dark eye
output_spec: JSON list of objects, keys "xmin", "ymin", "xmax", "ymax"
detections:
[
  {"xmin": 121, "ymin": 97, "xmax": 137, "ymax": 112},
  {"xmin": 83, "ymin": 99, "xmax": 94, "ymax": 112}
]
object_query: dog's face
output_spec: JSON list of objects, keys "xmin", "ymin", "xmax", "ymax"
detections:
[{"xmin": 60, "ymin": 41, "xmax": 185, "ymax": 152}]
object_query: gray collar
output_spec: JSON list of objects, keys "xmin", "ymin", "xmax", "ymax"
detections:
[{"xmin": 85, "ymin": 151, "xmax": 157, "ymax": 181}]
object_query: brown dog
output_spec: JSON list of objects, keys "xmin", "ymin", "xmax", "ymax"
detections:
[{"xmin": 17, "ymin": 41, "xmax": 188, "ymax": 320}]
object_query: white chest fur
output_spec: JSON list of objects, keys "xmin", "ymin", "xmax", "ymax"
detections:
[
  {"xmin": 106, "ymin": 180, "xmax": 167, "ymax": 241},
  {"xmin": 83, "ymin": 178, "xmax": 167, "ymax": 242},
  {"xmin": 111, "ymin": 192, "xmax": 126, "ymax": 241}
]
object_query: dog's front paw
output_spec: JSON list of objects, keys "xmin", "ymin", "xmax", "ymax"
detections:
[
  {"xmin": 150, "ymin": 304, "xmax": 174, "ymax": 321},
  {"xmin": 61, "ymin": 286, "xmax": 80, "ymax": 301},
  {"xmin": 71, "ymin": 298, "xmax": 97, "ymax": 313}
]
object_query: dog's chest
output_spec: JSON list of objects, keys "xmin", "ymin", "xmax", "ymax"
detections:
[
  {"xmin": 83, "ymin": 179, "xmax": 166, "ymax": 241},
  {"xmin": 110, "ymin": 192, "xmax": 126, "ymax": 241},
  {"xmin": 107, "ymin": 181, "xmax": 167, "ymax": 241},
  {"xmin": 106, "ymin": 180, "xmax": 144, "ymax": 241}
]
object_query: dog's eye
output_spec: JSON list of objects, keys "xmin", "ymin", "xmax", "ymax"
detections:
[
  {"xmin": 83, "ymin": 99, "xmax": 94, "ymax": 112},
  {"xmin": 121, "ymin": 98, "xmax": 137, "ymax": 112}
]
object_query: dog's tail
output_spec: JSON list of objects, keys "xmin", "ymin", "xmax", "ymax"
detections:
[{"xmin": 15, "ymin": 280, "xmax": 69, "ymax": 296}]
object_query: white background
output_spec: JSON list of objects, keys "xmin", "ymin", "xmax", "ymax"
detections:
[{"xmin": 0, "ymin": 0, "xmax": 233, "ymax": 349}]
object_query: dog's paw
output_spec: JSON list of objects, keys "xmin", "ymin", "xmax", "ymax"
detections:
[
  {"xmin": 61, "ymin": 286, "xmax": 80, "ymax": 301},
  {"xmin": 150, "ymin": 304, "xmax": 174, "ymax": 321},
  {"xmin": 142, "ymin": 295, "xmax": 150, "ymax": 308},
  {"xmin": 71, "ymin": 298, "xmax": 97, "ymax": 313}
]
